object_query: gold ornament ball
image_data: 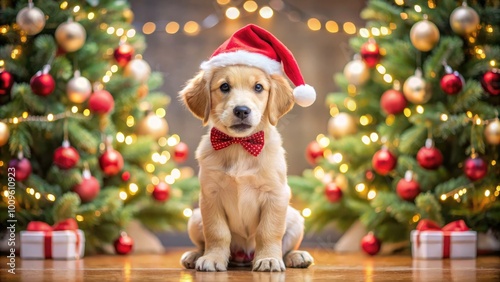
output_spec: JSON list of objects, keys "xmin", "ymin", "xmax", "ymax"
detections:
[
  {"xmin": 450, "ymin": 5, "xmax": 480, "ymax": 36},
  {"xmin": 123, "ymin": 8, "xmax": 134, "ymax": 24},
  {"xmin": 55, "ymin": 20, "xmax": 86, "ymax": 52},
  {"xmin": 137, "ymin": 112, "xmax": 169, "ymax": 139},
  {"xmin": 0, "ymin": 121, "xmax": 10, "ymax": 146},
  {"xmin": 484, "ymin": 119, "xmax": 500, "ymax": 145},
  {"xmin": 125, "ymin": 59, "xmax": 151, "ymax": 83},
  {"xmin": 328, "ymin": 112, "xmax": 358, "ymax": 139},
  {"xmin": 403, "ymin": 74, "xmax": 431, "ymax": 104},
  {"xmin": 16, "ymin": 6, "xmax": 45, "ymax": 35},
  {"xmin": 343, "ymin": 59, "xmax": 369, "ymax": 86},
  {"xmin": 410, "ymin": 19, "xmax": 440, "ymax": 52},
  {"xmin": 67, "ymin": 75, "xmax": 92, "ymax": 103}
]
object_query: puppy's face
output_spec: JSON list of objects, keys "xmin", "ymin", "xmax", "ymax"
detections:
[
  {"xmin": 180, "ymin": 65, "xmax": 294, "ymax": 137},
  {"xmin": 210, "ymin": 66, "xmax": 269, "ymax": 136}
]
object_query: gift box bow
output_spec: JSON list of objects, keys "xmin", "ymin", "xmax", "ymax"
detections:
[
  {"xmin": 26, "ymin": 218, "xmax": 81, "ymax": 259},
  {"xmin": 415, "ymin": 219, "xmax": 470, "ymax": 258}
]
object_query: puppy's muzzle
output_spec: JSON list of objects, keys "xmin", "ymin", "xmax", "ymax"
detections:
[{"xmin": 233, "ymin": 106, "xmax": 251, "ymax": 120}]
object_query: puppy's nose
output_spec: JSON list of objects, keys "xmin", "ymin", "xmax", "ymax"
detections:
[{"xmin": 233, "ymin": 106, "xmax": 251, "ymax": 120}]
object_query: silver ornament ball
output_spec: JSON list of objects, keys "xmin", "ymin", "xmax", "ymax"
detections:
[
  {"xmin": 67, "ymin": 75, "xmax": 92, "ymax": 103},
  {"xmin": 0, "ymin": 121, "xmax": 10, "ymax": 147},
  {"xmin": 484, "ymin": 119, "xmax": 500, "ymax": 145},
  {"xmin": 403, "ymin": 74, "xmax": 431, "ymax": 104},
  {"xmin": 450, "ymin": 5, "xmax": 480, "ymax": 36},
  {"xmin": 410, "ymin": 19, "xmax": 440, "ymax": 52},
  {"xmin": 343, "ymin": 58, "xmax": 369, "ymax": 86},
  {"xmin": 16, "ymin": 6, "xmax": 46, "ymax": 35},
  {"xmin": 328, "ymin": 112, "xmax": 358, "ymax": 139},
  {"xmin": 55, "ymin": 20, "xmax": 86, "ymax": 52},
  {"xmin": 137, "ymin": 112, "xmax": 169, "ymax": 139},
  {"xmin": 125, "ymin": 59, "xmax": 151, "ymax": 83}
]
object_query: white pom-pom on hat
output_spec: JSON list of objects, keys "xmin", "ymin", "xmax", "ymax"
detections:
[{"xmin": 293, "ymin": 84, "xmax": 316, "ymax": 107}]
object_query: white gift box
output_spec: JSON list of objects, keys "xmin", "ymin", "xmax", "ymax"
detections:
[
  {"xmin": 20, "ymin": 229, "xmax": 85, "ymax": 260},
  {"xmin": 410, "ymin": 230, "xmax": 477, "ymax": 259}
]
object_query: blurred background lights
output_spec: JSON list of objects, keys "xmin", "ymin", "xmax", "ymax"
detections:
[
  {"xmin": 244, "ymin": 1, "xmax": 258, "ymax": 12},
  {"xmin": 226, "ymin": 7, "xmax": 240, "ymax": 19},
  {"xmin": 259, "ymin": 6, "xmax": 274, "ymax": 18}
]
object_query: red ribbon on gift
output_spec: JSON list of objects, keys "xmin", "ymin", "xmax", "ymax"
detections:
[
  {"xmin": 26, "ymin": 218, "xmax": 80, "ymax": 259},
  {"xmin": 415, "ymin": 219, "xmax": 469, "ymax": 258}
]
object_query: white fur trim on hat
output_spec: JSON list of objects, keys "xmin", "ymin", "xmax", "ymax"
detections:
[
  {"xmin": 293, "ymin": 84, "xmax": 316, "ymax": 107},
  {"xmin": 200, "ymin": 50, "xmax": 283, "ymax": 75}
]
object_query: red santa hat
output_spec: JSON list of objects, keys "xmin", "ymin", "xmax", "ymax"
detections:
[{"xmin": 200, "ymin": 24, "xmax": 316, "ymax": 107}]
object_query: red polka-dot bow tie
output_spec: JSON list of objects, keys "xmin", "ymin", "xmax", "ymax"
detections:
[{"xmin": 210, "ymin": 127, "xmax": 265, "ymax": 157}]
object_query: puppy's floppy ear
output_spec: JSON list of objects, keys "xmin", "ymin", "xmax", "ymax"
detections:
[
  {"xmin": 266, "ymin": 74, "xmax": 294, "ymax": 126},
  {"xmin": 179, "ymin": 71, "xmax": 211, "ymax": 125}
]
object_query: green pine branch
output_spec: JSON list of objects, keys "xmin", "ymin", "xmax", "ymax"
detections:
[
  {"xmin": 448, "ymin": 80, "xmax": 485, "ymax": 113},
  {"xmin": 398, "ymin": 124, "xmax": 427, "ymax": 154},
  {"xmin": 52, "ymin": 192, "xmax": 80, "ymax": 223},
  {"xmin": 415, "ymin": 192, "xmax": 444, "ymax": 225}
]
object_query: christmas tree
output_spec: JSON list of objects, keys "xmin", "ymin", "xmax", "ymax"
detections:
[
  {"xmin": 290, "ymin": 0, "xmax": 500, "ymax": 253},
  {"xmin": 0, "ymin": 0, "xmax": 197, "ymax": 254}
]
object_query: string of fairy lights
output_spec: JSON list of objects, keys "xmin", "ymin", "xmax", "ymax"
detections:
[
  {"xmin": 0, "ymin": 0, "xmax": 367, "ymax": 219},
  {"xmin": 308, "ymin": 118, "xmax": 500, "ymax": 217},
  {"xmin": 138, "ymin": 0, "xmax": 360, "ymax": 36},
  {"xmin": 301, "ymin": 0, "xmax": 499, "ymax": 219},
  {"xmin": 0, "ymin": 1, "xmax": 192, "ymax": 214},
  {"xmin": 2, "ymin": 0, "xmax": 499, "ymax": 219}
]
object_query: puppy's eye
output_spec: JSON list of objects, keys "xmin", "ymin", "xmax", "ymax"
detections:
[
  {"xmin": 254, "ymin": 83, "xmax": 263, "ymax": 93},
  {"xmin": 220, "ymin": 83, "xmax": 230, "ymax": 93}
]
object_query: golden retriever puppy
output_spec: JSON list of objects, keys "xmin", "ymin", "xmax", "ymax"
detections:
[{"xmin": 179, "ymin": 64, "xmax": 314, "ymax": 272}]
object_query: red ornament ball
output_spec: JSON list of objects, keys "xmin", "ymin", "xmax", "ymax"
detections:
[
  {"xmin": 305, "ymin": 141, "xmax": 324, "ymax": 166},
  {"xmin": 380, "ymin": 89, "xmax": 407, "ymax": 115},
  {"xmin": 360, "ymin": 40, "xmax": 381, "ymax": 68},
  {"xmin": 114, "ymin": 43, "xmax": 135, "ymax": 67},
  {"xmin": 88, "ymin": 90, "xmax": 114, "ymax": 114},
  {"xmin": 372, "ymin": 149, "xmax": 397, "ymax": 175},
  {"xmin": 396, "ymin": 178, "xmax": 421, "ymax": 201},
  {"xmin": 8, "ymin": 157, "xmax": 32, "ymax": 181},
  {"xmin": 325, "ymin": 182, "xmax": 343, "ymax": 203},
  {"xmin": 53, "ymin": 142, "xmax": 80, "ymax": 169},
  {"xmin": 121, "ymin": 171, "xmax": 131, "ymax": 182},
  {"xmin": 173, "ymin": 142, "xmax": 189, "ymax": 163},
  {"xmin": 417, "ymin": 146, "xmax": 443, "ymax": 170},
  {"xmin": 114, "ymin": 233, "xmax": 134, "ymax": 255},
  {"xmin": 152, "ymin": 182, "xmax": 170, "ymax": 202},
  {"xmin": 30, "ymin": 72, "xmax": 55, "ymax": 96},
  {"xmin": 463, "ymin": 156, "xmax": 488, "ymax": 181},
  {"xmin": 73, "ymin": 175, "xmax": 100, "ymax": 203},
  {"xmin": 99, "ymin": 149, "xmax": 124, "ymax": 176},
  {"xmin": 481, "ymin": 69, "xmax": 500, "ymax": 96},
  {"xmin": 0, "ymin": 70, "xmax": 14, "ymax": 96},
  {"xmin": 361, "ymin": 233, "xmax": 381, "ymax": 256},
  {"xmin": 440, "ymin": 72, "xmax": 464, "ymax": 95}
]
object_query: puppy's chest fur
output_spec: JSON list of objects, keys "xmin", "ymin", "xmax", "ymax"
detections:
[{"xmin": 196, "ymin": 128, "xmax": 288, "ymax": 240}]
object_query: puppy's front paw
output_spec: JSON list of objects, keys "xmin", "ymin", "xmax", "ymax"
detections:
[
  {"xmin": 253, "ymin": 257, "xmax": 286, "ymax": 272},
  {"xmin": 195, "ymin": 254, "xmax": 228, "ymax": 272},
  {"xmin": 180, "ymin": 251, "xmax": 202, "ymax": 269},
  {"xmin": 284, "ymin": 250, "xmax": 314, "ymax": 268}
]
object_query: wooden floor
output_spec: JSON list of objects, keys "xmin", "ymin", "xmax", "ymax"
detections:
[{"xmin": 2, "ymin": 248, "xmax": 499, "ymax": 281}]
